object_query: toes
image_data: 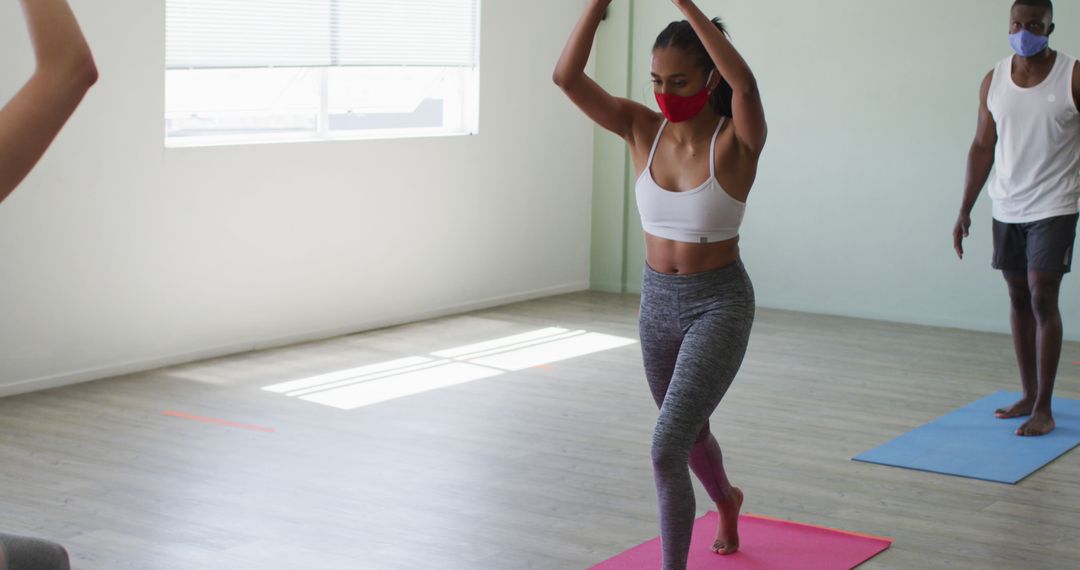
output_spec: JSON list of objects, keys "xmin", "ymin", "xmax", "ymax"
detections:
[
  {"xmin": 1025, "ymin": 425, "xmax": 1052, "ymax": 437},
  {"xmin": 995, "ymin": 402, "xmax": 1035, "ymax": 419},
  {"xmin": 1015, "ymin": 420, "xmax": 1053, "ymax": 436}
]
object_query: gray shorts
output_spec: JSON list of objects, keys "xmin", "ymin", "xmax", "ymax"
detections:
[
  {"xmin": 0, "ymin": 534, "xmax": 70, "ymax": 570},
  {"xmin": 992, "ymin": 213, "xmax": 1078, "ymax": 274}
]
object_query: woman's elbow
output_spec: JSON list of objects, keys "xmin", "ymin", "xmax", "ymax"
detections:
[
  {"xmin": 552, "ymin": 65, "xmax": 583, "ymax": 90},
  {"xmin": 552, "ymin": 69, "xmax": 571, "ymax": 89},
  {"xmin": 734, "ymin": 77, "xmax": 759, "ymax": 99},
  {"xmin": 74, "ymin": 55, "xmax": 99, "ymax": 89},
  {"xmin": 39, "ymin": 49, "xmax": 98, "ymax": 90}
]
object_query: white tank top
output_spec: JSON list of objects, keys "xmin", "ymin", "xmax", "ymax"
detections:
[
  {"xmin": 987, "ymin": 52, "xmax": 1080, "ymax": 223},
  {"xmin": 634, "ymin": 118, "xmax": 746, "ymax": 244}
]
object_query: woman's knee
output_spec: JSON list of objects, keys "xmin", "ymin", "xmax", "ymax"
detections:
[
  {"xmin": 694, "ymin": 421, "xmax": 712, "ymax": 443},
  {"xmin": 651, "ymin": 434, "xmax": 689, "ymax": 471}
]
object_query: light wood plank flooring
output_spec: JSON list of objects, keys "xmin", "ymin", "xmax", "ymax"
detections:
[{"xmin": 2, "ymin": 291, "xmax": 1079, "ymax": 569}]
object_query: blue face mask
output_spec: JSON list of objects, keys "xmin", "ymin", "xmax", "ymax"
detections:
[{"xmin": 1010, "ymin": 29, "xmax": 1049, "ymax": 57}]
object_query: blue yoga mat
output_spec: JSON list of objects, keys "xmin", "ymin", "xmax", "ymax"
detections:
[{"xmin": 853, "ymin": 391, "xmax": 1080, "ymax": 484}]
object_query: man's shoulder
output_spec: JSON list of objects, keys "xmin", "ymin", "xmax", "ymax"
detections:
[
  {"xmin": 1055, "ymin": 51, "xmax": 1080, "ymax": 72},
  {"xmin": 985, "ymin": 55, "xmax": 1012, "ymax": 82}
]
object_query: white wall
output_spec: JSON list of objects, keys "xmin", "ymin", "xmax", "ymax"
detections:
[
  {"xmin": 606, "ymin": 0, "xmax": 1080, "ymax": 339},
  {"xmin": 0, "ymin": 0, "xmax": 595, "ymax": 396}
]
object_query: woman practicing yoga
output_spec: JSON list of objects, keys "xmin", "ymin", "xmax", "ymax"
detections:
[{"xmin": 554, "ymin": 1, "xmax": 766, "ymax": 568}]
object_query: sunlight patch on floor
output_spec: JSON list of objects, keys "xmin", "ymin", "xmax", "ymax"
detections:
[{"xmin": 262, "ymin": 328, "xmax": 637, "ymax": 410}]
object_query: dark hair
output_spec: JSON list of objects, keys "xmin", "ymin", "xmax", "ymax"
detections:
[
  {"xmin": 1014, "ymin": 0, "xmax": 1053, "ymax": 15},
  {"xmin": 653, "ymin": 18, "xmax": 733, "ymax": 117}
]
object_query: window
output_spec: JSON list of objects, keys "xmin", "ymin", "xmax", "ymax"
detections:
[{"xmin": 165, "ymin": 0, "xmax": 480, "ymax": 146}]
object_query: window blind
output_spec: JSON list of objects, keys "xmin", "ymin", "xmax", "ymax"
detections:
[{"xmin": 166, "ymin": 0, "xmax": 480, "ymax": 70}]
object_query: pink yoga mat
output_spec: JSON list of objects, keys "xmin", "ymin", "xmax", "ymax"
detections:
[{"xmin": 589, "ymin": 512, "xmax": 892, "ymax": 570}]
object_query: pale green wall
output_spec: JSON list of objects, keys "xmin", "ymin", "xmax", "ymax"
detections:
[
  {"xmin": 592, "ymin": 0, "xmax": 1080, "ymax": 340},
  {"xmin": 590, "ymin": 0, "xmax": 635, "ymax": 293}
]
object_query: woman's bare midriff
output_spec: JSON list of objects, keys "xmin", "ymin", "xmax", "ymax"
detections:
[{"xmin": 645, "ymin": 232, "xmax": 740, "ymax": 275}]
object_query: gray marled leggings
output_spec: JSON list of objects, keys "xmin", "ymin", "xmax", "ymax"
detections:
[
  {"xmin": 638, "ymin": 260, "xmax": 755, "ymax": 570},
  {"xmin": 0, "ymin": 533, "xmax": 70, "ymax": 570}
]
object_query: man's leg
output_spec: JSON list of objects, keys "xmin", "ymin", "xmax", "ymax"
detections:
[
  {"xmin": 1017, "ymin": 271, "xmax": 1064, "ymax": 436},
  {"xmin": 996, "ymin": 272, "xmax": 1040, "ymax": 418}
]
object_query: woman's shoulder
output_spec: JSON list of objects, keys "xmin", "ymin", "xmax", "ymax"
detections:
[{"xmin": 627, "ymin": 111, "xmax": 666, "ymax": 154}]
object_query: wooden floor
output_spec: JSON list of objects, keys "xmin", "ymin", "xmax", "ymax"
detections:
[{"xmin": 2, "ymin": 291, "xmax": 1079, "ymax": 569}]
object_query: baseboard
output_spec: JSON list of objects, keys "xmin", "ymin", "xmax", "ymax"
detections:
[
  {"xmin": 754, "ymin": 300, "xmax": 1080, "ymax": 342},
  {"xmin": 588, "ymin": 280, "xmax": 624, "ymax": 294},
  {"xmin": 0, "ymin": 281, "xmax": 590, "ymax": 399}
]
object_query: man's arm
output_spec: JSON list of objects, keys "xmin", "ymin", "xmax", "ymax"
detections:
[{"xmin": 954, "ymin": 71, "xmax": 998, "ymax": 260}]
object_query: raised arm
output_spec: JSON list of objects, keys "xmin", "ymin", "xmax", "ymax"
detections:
[
  {"xmin": 672, "ymin": 0, "xmax": 765, "ymax": 155},
  {"xmin": 553, "ymin": 0, "xmax": 652, "ymax": 142},
  {"xmin": 0, "ymin": 0, "xmax": 98, "ymax": 205},
  {"xmin": 954, "ymin": 71, "xmax": 997, "ymax": 260}
]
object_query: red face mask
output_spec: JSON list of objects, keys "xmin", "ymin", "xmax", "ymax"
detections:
[{"xmin": 655, "ymin": 71, "xmax": 714, "ymax": 123}]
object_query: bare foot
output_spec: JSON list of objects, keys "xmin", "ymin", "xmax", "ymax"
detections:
[
  {"xmin": 1016, "ymin": 412, "xmax": 1055, "ymax": 436},
  {"xmin": 995, "ymin": 399, "xmax": 1034, "ymax": 419},
  {"xmin": 711, "ymin": 487, "xmax": 743, "ymax": 555}
]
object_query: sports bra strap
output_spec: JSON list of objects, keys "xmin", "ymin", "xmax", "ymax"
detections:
[
  {"xmin": 647, "ymin": 117, "xmax": 726, "ymax": 176},
  {"xmin": 645, "ymin": 120, "xmax": 668, "ymax": 168},
  {"xmin": 708, "ymin": 117, "xmax": 726, "ymax": 179}
]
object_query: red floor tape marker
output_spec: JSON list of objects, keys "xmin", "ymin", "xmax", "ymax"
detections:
[{"xmin": 162, "ymin": 411, "xmax": 275, "ymax": 433}]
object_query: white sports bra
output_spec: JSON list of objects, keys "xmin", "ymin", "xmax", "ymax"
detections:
[{"xmin": 634, "ymin": 118, "xmax": 746, "ymax": 244}]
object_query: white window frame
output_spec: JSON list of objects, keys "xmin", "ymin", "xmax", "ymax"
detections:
[{"xmin": 165, "ymin": 1, "xmax": 481, "ymax": 148}]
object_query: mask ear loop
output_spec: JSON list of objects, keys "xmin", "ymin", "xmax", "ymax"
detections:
[{"xmin": 705, "ymin": 69, "xmax": 718, "ymax": 93}]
